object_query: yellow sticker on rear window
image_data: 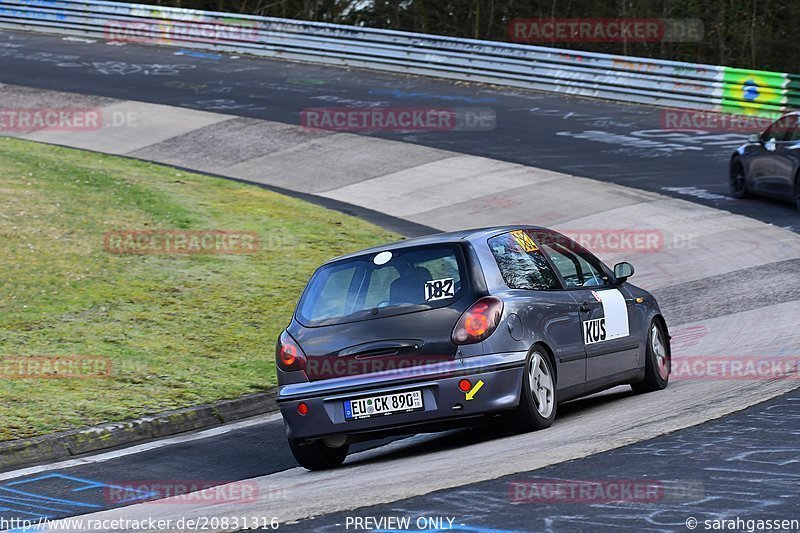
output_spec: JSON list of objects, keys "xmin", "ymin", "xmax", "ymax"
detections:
[{"xmin": 511, "ymin": 230, "xmax": 538, "ymax": 252}]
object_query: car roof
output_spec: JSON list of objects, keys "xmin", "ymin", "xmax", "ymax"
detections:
[{"xmin": 325, "ymin": 225, "xmax": 549, "ymax": 264}]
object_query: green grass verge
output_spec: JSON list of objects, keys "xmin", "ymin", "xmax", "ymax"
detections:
[{"xmin": 0, "ymin": 137, "xmax": 400, "ymax": 441}]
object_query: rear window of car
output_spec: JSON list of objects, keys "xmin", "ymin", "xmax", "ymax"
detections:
[{"xmin": 296, "ymin": 244, "xmax": 467, "ymax": 326}]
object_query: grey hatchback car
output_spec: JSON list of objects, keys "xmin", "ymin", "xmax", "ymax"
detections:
[{"xmin": 276, "ymin": 226, "xmax": 671, "ymax": 470}]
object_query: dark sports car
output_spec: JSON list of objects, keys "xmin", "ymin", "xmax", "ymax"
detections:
[
  {"xmin": 730, "ymin": 111, "xmax": 800, "ymax": 211},
  {"xmin": 276, "ymin": 226, "xmax": 671, "ymax": 470}
]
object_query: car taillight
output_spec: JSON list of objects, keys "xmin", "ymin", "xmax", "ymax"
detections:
[
  {"xmin": 276, "ymin": 330, "xmax": 307, "ymax": 372},
  {"xmin": 451, "ymin": 297, "xmax": 504, "ymax": 345}
]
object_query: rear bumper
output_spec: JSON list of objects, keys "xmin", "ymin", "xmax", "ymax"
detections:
[{"xmin": 277, "ymin": 351, "xmax": 527, "ymax": 441}]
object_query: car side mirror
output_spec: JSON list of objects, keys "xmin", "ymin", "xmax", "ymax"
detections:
[
  {"xmin": 613, "ymin": 262, "xmax": 634, "ymax": 283},
  {"xmin": 747, "ymin": 133, "xmax": 761, "ymax": 144}
]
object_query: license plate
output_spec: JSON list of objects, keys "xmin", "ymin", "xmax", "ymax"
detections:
[{"xmin": 344, "ymin": 390, "xmax": 424, "ymax": 420}]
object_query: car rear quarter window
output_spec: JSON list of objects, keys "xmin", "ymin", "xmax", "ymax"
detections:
[
  {"xmin": 488, "ymin": 231, "xmax": 560, "ymax": 290},
  {"xmin": 297, "ymin": 244, "xmax": 466, "ymax": 326}
]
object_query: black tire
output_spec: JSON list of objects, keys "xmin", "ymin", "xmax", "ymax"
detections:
[
  {"xmin": 795, "ymin": 175, "xmax": 800, "ymax": 213},
  {"xmin": 510, "ymin": 347, "xmax": 557, "ymax": 432},
  {"xmin": 729, "ymin": 160, "xmax": 750, "ymax": 199},
  {"xmin": 632, "ymin": 320, "xmax": 670, "ymax": 394},
  {"xmin": 288, "ymin": 438, "xmax": 349, "ymax": 470}
]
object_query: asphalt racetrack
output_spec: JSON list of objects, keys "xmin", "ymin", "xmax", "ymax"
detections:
[{"xmin": 0, "ymin": 30, "xmax": 798, "ymax": 231}]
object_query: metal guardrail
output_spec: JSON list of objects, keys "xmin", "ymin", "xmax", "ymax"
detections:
[{"xmin": 0, "ymin": 0, "xmax": 797, "ymax": 116}]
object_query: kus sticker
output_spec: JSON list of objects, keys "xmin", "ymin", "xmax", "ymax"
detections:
[
  {"xmin": 583, "ymin": 317, "xmax": 607, "ymax": 345},
  {"xmin": 425, "ymin": 278, "xmax": 455, "ymax": 301},
  {"xmin": 511, "ymin": 230, "xmax": 538, "ymax": 252}
]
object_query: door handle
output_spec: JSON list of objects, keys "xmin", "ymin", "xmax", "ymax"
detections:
[{"xmin": 580, "ymin": 302, "xmax": 591, "ymax": 313}]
